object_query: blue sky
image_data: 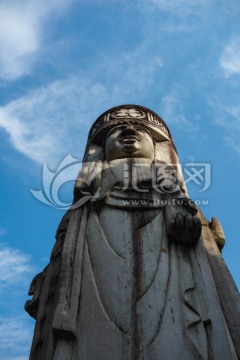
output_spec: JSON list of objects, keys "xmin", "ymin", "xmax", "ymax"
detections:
[{"xmin": 0, "ymin": 1, "xmax": 240, "ymax": 359}]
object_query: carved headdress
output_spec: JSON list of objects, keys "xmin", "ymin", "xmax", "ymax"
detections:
[
  {"xmin": 83, "ymin": 104, "xmax": 179, "ymax": 170},
  {"xmin": 88, "ymin": 105, "xmax": 174, "ymax": 144}
]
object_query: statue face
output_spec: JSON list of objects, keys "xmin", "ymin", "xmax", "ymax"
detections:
[{"xmin": 105, "ymin": 124, "xmax": 155, "ymax": 161}]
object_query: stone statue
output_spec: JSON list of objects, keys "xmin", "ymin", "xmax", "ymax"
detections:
[{"xmin": 25, "ymin": 105, "xmax": 240, "ymax": 360}]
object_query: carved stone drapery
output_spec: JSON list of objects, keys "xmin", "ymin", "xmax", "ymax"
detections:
[{"xmin": 26, "ymin": 105, "xmax": 240, "ymax": 360}]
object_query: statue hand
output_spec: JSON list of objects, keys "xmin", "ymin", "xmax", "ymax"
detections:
[{"xmin": 167, "ymin": 212, "xmax": 201, "ymax": 245}]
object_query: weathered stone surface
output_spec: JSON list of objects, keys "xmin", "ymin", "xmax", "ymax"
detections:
[{"xmin": 26, "ymin": 105, "xmax": 240, "ymax": 359}]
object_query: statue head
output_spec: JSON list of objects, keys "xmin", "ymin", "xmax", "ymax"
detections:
[
  {"xmin": 74, "ymin": 105, "xmax": 188, "ymax": 203},
  {"xmin": 83, "ymin": 104, "xmax": 177, "ymax": 163}
]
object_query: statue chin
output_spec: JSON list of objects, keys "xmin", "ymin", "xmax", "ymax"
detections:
[{"xmin": 106, "ymin": 148, "xmax": 155, "ymax": 161}]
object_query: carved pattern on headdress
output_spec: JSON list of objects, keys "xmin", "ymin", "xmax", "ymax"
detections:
[
  {"xmin": 111, "ymin": 108, "xmax": 145, "ymax": 119},
  {"xmin": 90, "ymin": 107, "xmax": 170, "ymax": 138}
]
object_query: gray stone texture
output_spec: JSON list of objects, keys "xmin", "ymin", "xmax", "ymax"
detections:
[{"xmin": 26, "ymin": 105, "xmax": 240, "ymax": 359}]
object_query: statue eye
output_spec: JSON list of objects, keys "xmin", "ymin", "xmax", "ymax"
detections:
[
  {"xmin": 107, "ymin": 125, "xmax": 128, "ymax": 137},
  {"xmin": 135, "ymin": 126, "xmax": 152, "ymax": 136}
]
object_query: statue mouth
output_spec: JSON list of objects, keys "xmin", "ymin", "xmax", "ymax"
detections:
[{"xmin": 120, "ymin": 136, "xmax": 139, "ymax": 144}]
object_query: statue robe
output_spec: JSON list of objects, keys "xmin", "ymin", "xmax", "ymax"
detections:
[{"xmin": 26, "ymin": 161, "xmax": 240, "ymax": 360}]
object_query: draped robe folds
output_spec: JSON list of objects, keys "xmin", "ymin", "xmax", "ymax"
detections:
[{"xmin": 26, "ymin": 159, "xmax": 240, "ymax": 360}]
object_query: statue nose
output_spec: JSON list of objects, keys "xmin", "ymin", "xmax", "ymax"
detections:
[{"xmin": 122, "ymin": 127, "xmax": 138, "ymax": 136}]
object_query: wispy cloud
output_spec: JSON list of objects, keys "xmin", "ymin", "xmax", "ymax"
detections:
[
  {"xmin": 214, "ymin": 105, "xmax": 240, "ymax": 154},
  {"xmin": 0, "ymin": 228, "xmax": 7, "ymax": 237},
  {"xmin": 160, "ymin": 92, "xmax": 199, "ymax": 136},
  {"xmin": 0, "ymin": 77, "xmax": 108, "ymax": 164},
  {"xmin": 99, "ymin": 46, "xmax": 163, "ymax": 92},
  {"xmin": 0, "ymin": 314, "xmax": 33, "ymax": 360},
  {"xmin": 0, "ymin": 46, "xmax": 164, "ymax": 165},
  {"xmin": 0, "ymin": 245, "xmax": 34, "ymax": 358},
  {"xmin": 0, "ymin": 0, "xmax": 73, "ymax": 80},
  {"xmin": 220, "ymin": 36, "xmax": 240, "ymax": 77},
  {"xmin": 144, "ymin": 0, "xmax": 212, "ymax": 16},
  {"xmin": 0, "ymin": 245, "xmax": 33, "ymax": 288}
]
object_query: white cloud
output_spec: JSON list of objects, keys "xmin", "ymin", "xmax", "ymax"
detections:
[
  {"xmin": 224, "ymin": 135, "xmax": 240, "ymax": 154},
  {"xmin": 214, "ymin": 106, "xmax": 240, "ymax": 154},
  {"xmin": 0, "ymin": 107, "xmax": 59, "ymax": 164},
  {"xmin": 101, "ymin": 46, "xmax": 163, "ymax": 91},
  {"xmin": 0, "ymin": 228, "xmax": 7, "ymax": 237},
  {"xmin": 0, "ymin": 245, "xmax": 33, "ymax": 288},
  {"xmin": 145, "ymin": 0, "xmax": 211, "ymax": 15},
  {"xmin": 0, "ymin": 0, "xmax": 73, "ymax": 80},
  {"xmin": 0, "ymin": 77, "xmax": 109, "ymax": 164},
  {"xmin": 160, "ymin": 93, "xmax": 199, "ymax": 136},
  {"xmin": 0, "ymin": 246, "xmax": 34, "ymax": 358},
  {"xmin": 0, "ymin": 315, "xmax": 33, "ymax": 358},
  {"xmin": 220, "ymin": 37, "xmax": 240, "ymax": 77},
  {"xmin": 0, "ymin": 46, "xmax": 164, "ymax": 165}
]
